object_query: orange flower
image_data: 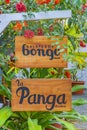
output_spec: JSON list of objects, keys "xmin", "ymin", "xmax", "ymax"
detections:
[
  {"xmin": 54, "ymin": 0, "xmax": 60, "ymax": 5},
  {"xmin": 23, "ymin": 21, "xmax": 28, "ymax": 27},
  {"xmin": 51, "ymin": 5, "xmax": 55, "ymax": 9},
  {"xmin": 5, "ymin": 0, "xmax": 10, "ymax": 4},
  {"xmin": 13, "ymin": 22, "xmax": 22, "ymax": 31},
  {"xmin": 36, "ymin": 0, "xmax": 51, "ymax": 4},
  {"xmin": 64, "ymin": 71, "xmax": 71, "ymax": 78}
]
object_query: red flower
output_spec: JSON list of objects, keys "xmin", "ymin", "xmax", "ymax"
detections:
[
  {"xmin": 80, "ymin": 41, "xmax": 86, "ymax": 48},
  {"xmin": 65, "ymin": 71, "xmax": 71, "ymax": 78},
  {"xmin": 36, "ymin": 0, "xmax": 51, "ymax": 5},
  {"xmin": 49, "ymin": 25, "xmax": 54, "ymax": 31},
  {"xmin": 37, "ymin": 28, "xmax": 44, "ymax": 36},
  {"xmin": 82, "ymin": 3, "xmax": 87, "ymax": 12},
  {"xmin": 50, "ymin": 71, "xmax": 56, "ymax": 75},
  {"xmin": 16, "ymin": 2, "xmax": 27, "ymax": 12},
  {"xmin": 54, "ymin": 0, "xmax": 60, "ymax": 5},
  {"xmin": 45, "ymin": 0, "xmax": 51, "ymax": 4},
  {"xmin": 24, "ymin": 30, "xmax": 34, "ymax": 38},
  {"xmin": 5, "ymin": 0, "xmax": 10, "ymax": 4}
]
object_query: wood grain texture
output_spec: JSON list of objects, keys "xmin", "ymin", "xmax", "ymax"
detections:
[
  {"xmin": 15, "ymin": 36, "xmax": 67, "ymax": 68},
  {"xmin": 12, "ymin": 79, "xmax": 72, "ymax": 111}
]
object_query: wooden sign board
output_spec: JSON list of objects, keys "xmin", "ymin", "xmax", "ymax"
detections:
[
  {"xmin": 12, "ymin": 79, "xmax": 72, "ymax": 111},
  {"xmin": 15, "ymin": 36, "xmax": 67, "ymax": 68}
]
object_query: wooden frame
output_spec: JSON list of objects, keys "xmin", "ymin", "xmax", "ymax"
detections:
[
  {"xmin": 0, "ymin": 10, "xmax": 72, "ymax": 112},
  {"xmin": 0, "ymin": 10, "xmax": 71, "ymax": 33}
]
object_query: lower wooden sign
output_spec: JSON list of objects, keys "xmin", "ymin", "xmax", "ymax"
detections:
[{"xmin": 12, "ymin": 79, "xmax": 72, "ymax": 111}]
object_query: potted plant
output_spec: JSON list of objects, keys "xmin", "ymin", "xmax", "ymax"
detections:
[
  {"xmin": 71, "ymin": 68, "xmax": 85, "ymax": 94},
  {"xmin": 64, "ymin": 67, "xmax": 86, "ymax": 95},
  {"xmin": 1, "ymin": 61, "xmax": 87, "ymax": 129}
]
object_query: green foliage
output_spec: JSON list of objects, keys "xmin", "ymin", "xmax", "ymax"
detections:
[
  {"xmin": 28, "ymin": 118, "xmax": 42, "ymax": 130},
  {"xmin": 0, "ymin": 84, "xmax": 11, "ymax": 99},
  {"xmin": 72, "ymin": 85, "xmax": 86, "ymax": 92},
  {"xmin": 0, "ymin": 0, "xmax": 87, "ymax": 130},
  {"xmin": 54, "ymin": 116, "xmax": 76, "ymax": 130},
  {"xmin": 72, "ymin": 98, "xmax": 87, "ymax": 106},
  {"xmin": 0, "ymin": 107, "xmax": 13, "ymax": 128}
]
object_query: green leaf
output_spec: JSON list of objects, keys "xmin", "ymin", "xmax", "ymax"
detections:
[
  {"xmin": 7, "ymin": 67, "xmax": 15, "ymax": 74},
  {"xmin": 28, "ymin": 118, "xmax": 42, "ymax": 130},
  {"xmin": 54, "ymin": 116, "xmax": 76, "ymax": 130},
  {"xmin": 72, "ymin": 85, "xmax": 85, "ymax": 92},
  {"xmin": 0, "ymin": 84, "xmax": 11, "ymax": 99},
  {"xmin": 20, "ymin": 121, "xmax": 28, "ymax": 130},
  {"xmin": 0, "ymin": 107, "xmax": 13, "ymax": 127},
  {"xmin": 75, "ymin": 52, "xmax": 87, "ymax": 58},
  {"xmin": 79, "ymin": 115, "xmax": 87, "ymax": 122},
  {"xmin": 19, "ymin": 112, "xmax": 28, "ymax": 120},
  {"xmin": 72, "ymin": 98, "xmax": 87, "ymax": 106}
]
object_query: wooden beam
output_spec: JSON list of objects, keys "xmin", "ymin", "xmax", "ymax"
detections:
[{"xmin": 0, "ymin": 10, "xmax": 71, "ymax": 33}]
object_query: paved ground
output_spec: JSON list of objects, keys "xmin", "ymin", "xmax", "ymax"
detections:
[{"xmin": 72, "ymin": 89, "xmax": 87, "ymax": 130}]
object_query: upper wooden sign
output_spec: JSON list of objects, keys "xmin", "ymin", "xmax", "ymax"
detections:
[
  {"xmin": 15, "ymin": 36, "xmax": 67, "ymax": 68},
  {"xmin": 12, "ymin": 79, "xmax": 72, "ymax": 111}
]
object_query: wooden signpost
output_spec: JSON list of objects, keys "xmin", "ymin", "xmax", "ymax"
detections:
[
  {"xmin": 15, "ymin": 36, "xmax": 67, "ymax": 68},
  {"xmin": 0, "ymin": 10, "xmax": 72, "ymax": 111},
  {"xmin": 12, "ymin": 79, "xmax": 72, "ymax": 111}
]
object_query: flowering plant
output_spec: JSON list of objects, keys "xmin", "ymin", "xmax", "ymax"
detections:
[
  {"xmin": 0, "ymin": 0, "xmax": 87, "ymax": 68},
  {"xmin": 0, "ymin": 0, "xmax": 87, "ymax": 130}
]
